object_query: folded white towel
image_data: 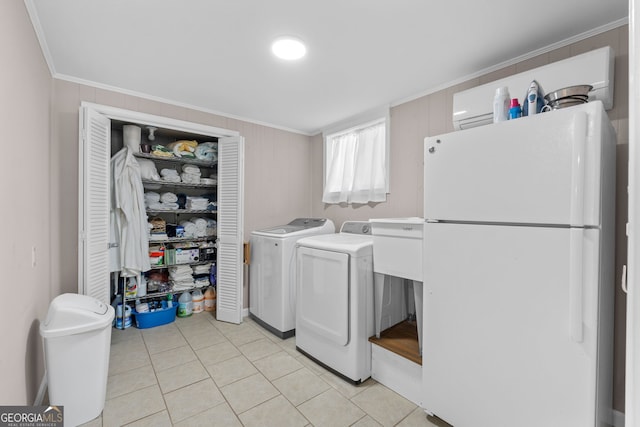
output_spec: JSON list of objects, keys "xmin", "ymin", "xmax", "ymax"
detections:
[
  {"xmin": 144, "ymin": 192, "xmax": 161, "ymax": 203},
  {"xmin": 182, "ymin": 165, "xmax": 201, "ymax": 175},
  {"xmin": 179, "ymin": 220, "xmax": 197, "ymax": 238},
  {"xmin": 147, "ymin": 202, "xmax": 179, "ymax": 210},
  {"xmin": 192, "ymin": 263, "xmax": 212, "ymax": 275},
  {"xmin": 149, "ymin": 233, "xmax": 168, "ymax": 241},
  {"xmin": 161, "ymin": 168, "xmax": 179, "ymax": 177},
  {"xmin": 181, "ymin": 173, "xmax": 201, "ymax": 184},
  {"xmin": 192, "ymin": 217, "xmax": 208, "ymax": 228},
  {"xmin": 186, "ymin": 197, "xmax": 209, "ymax": 210},
  {"xmin": 160, "ymin": 192, "xmax": 178, "ymax": 203},
  {"xmin": 161, "ymin": 175, "xmax": 181, "ymax": 183},
  {"xmin": 173, "ymin": 283, "xmax": 195, "ymax": 291}
]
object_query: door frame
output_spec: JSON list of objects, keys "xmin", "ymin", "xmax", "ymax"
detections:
[{"xmin": 627, "ymin": 0, "xmax": 639, "ymax": 425}]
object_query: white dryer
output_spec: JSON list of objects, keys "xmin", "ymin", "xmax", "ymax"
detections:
[
  {"xmin": 295, "ymin": 221, "xmax": 374, "ymax": 384},
  {"xmin": 250, "ymin": 218, "xmax": 335, "ymax": 338}
]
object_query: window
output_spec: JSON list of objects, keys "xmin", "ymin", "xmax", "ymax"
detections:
[{"xmin": 322, "ymin": 116, "xmax": 389, "ymax": 204}]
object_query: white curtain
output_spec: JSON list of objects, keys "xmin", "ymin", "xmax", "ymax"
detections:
[{"xmin": 323, "ymin": 120, "xmax": 387, "ymax": 204}]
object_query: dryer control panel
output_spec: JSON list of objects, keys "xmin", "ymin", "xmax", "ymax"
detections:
[
  {"xmin": 340, "ymin": 221, "xmax": 371, "ymax": 235},
  {"xmin": 288, "ymin": 218, "xmax": 328, "ymax": 229}
]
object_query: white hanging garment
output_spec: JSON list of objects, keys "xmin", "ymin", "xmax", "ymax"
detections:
[{"xmin": 111, "ymin": 147, "xmax": 151, "ymax": 277}]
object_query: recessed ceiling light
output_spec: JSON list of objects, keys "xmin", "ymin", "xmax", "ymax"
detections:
[{"xmin": 271, "ymin": 37, "xmax": 306, "ymax": 60}]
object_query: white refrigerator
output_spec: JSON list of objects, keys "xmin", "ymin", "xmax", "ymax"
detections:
[{"xmin": 422, "ymin": 101, "xmax": 616, "ymax": 427}]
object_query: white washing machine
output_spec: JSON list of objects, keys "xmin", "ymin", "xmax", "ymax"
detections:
[
  {"xmin": 295, "ymin": 221, "xmax": 374, "ymax": 384},
  {"xmin": 250, "ymin": 218, "xmax": 335, "ymax": 338}
]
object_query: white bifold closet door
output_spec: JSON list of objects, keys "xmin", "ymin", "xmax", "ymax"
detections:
[
  {"xmin": 216, "ymin": 136, "xmax": 245, "ymax": 324},
  {"xmin": 78, "ymin": 107, "xmax": 111, "ymax": 304}
]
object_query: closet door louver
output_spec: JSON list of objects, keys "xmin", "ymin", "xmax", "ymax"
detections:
[
  {"xmin": 78, "ymin": 107, "xmax": 111, "ymax": 304},
  {"xmin": 216, "ymin": 136, "xmax": 245, "ymax": 324}
]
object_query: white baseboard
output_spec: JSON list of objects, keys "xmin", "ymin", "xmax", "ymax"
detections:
[
  {"xmin": 612, "ymin": 409, "xmax": 624, "ymax": 427},
  {"xmin": 33, "ymin": 373, "xmax": 47, "ymax": 406},
  {"xmin": 242, "ymin": 308, "xmax": 249, "ymax": 319}
]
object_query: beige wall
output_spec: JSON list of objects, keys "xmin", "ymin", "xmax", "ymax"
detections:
[
  {"xmin": 0, "ymin": 1, "xmax": 52, "ymax": 405},
  {"xmin": 311, "ymin": 25, "xmax": 629, "ymax": 412}
]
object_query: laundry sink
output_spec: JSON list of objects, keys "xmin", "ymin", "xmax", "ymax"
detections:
[{"xmin": 370, "ymin": 217, "xmax": 424, "ymax": 281}]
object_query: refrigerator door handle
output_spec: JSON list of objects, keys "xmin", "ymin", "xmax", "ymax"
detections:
[
  {"xmin": 569, "ymin": 228, "xmax": 584, "ymax": 343},
  {"xmin": 569, "ymin": 112, "xmax": 587, "ymax": 227}
]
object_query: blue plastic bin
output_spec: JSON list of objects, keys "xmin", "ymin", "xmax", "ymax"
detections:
[{"xmin": 133, "ymin": 301, "xmax": 178, "ymax": 329}]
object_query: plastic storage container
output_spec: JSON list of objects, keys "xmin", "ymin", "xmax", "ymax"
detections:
[
  {"xmin": 40, "ymin": 293, "xmax": 115, "ymax": 427},
  {"xmin": 133, "ymin": 301, "xmax": 178, "ymax": 328}
]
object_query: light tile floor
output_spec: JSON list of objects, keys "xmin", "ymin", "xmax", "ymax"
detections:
[{"xmin": 80, "ymin": 312, "xmax": 442, "ymax": 427}]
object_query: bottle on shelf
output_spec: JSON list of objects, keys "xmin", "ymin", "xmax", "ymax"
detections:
[
  {"xmin": 125, "ymin": 277, "xmax": 137, "ymax": 298},
  {"xmin": 493, "ymin": 86, "xmax": 510, "ymax": 123},
  {"xmin": 509, "ymin": 98, "xmax": 522, "ymax": 120},
  {"xmin": 167, "ymin": 293, "xmax": 174, "ymax": 308}
]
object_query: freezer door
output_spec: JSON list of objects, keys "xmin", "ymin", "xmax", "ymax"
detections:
[
  {"xmin": 424, "ymin": 101, "xmax": 614, "ymax": 226},
  {"xmin": 422, "ymin": 223, "xmax": 607, "ymax": 427}
]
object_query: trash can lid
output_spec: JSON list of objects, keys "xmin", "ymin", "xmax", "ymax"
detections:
[{"xmin": 40, "ymin": 293, "xmax": 115, "ymax": 338}]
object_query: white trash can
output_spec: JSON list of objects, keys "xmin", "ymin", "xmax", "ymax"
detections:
[{"xmin": 40, "ymin": 293, "xmax": 115, "ymax": 427}]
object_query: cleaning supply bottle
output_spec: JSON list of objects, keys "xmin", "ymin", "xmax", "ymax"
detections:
[
  {"xmin": 493, "ymin": 86, "xmax": 510, "ymax": 123},
  {"xmin": 204, "ymin": 286, "xmax": 216, "ymax": 312},
  {"xmin": 177, "ymin": 292, "xmax": 193, "ymax": 317},
  {"xmin": 167, "ymin": 293, "xmax": 173, "ymax": 308},
  {"xmin": 192, "ymin": 289, "xmax": 204, "ymax": 314},
  {"xmin": 115, "ymin": 304, "xmax": 132, "ymax": 328},
  {"xmin": 138, "ymin": 275, "xmax": 147, "ymax": 297},
  {"xmin": 125, "ymin": 277, "xmax": 137, "ymax": 298},
  {"xmin": 509, "ymin": 98, "xmax": 522, "ymax": 120}
]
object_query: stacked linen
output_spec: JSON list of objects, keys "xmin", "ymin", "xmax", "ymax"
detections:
[
  {"xmin": 160, "ymin": 168, "xmax": 180, "ymax": 183},
  {"xmin": 192, "ymin": 218, "xmax": 208, "ymax": 238},
  {"xmin": 151, "ymin": 144, "xmax": 173, "ymax": 157},
  {"xmin": 181, "ymin": 164, "xmax": 201, "ymax": 184},
  {"xmin": 194, "ymin": 276, "xmax": 210, "ymax": 288},
  {"xmin": 186, "ymin": 196, "xmax": 209, "ymax": 211},
  {"xmin": 145, "ymin": 191, "xmax": 179, "ymax": 210},
  {"xmin": 169, "ymin": 265, "xmax": 195, "ymax": 291},
  {"xmin": 179, "ymin": 220, "xmax": 197, "ymax": 238},
  {"xmin": 192, "ymin": 263, "xmax": 212, "ymax": 288},
  {"xmin": 192, "ymin": 263, "xmax": 212, "ymax": 275},
  {"xmin": 161, "ymin": 192, "xmax": 178, "ymax": 204},
  {"xmin": 144, "ymin": 191, "xmax": 160, "ymax": 206}
]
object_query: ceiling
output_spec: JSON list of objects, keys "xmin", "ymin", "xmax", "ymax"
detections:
[{"xmin": 27, "ymin": 0, "xmax": 628, "ymax": 135}]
